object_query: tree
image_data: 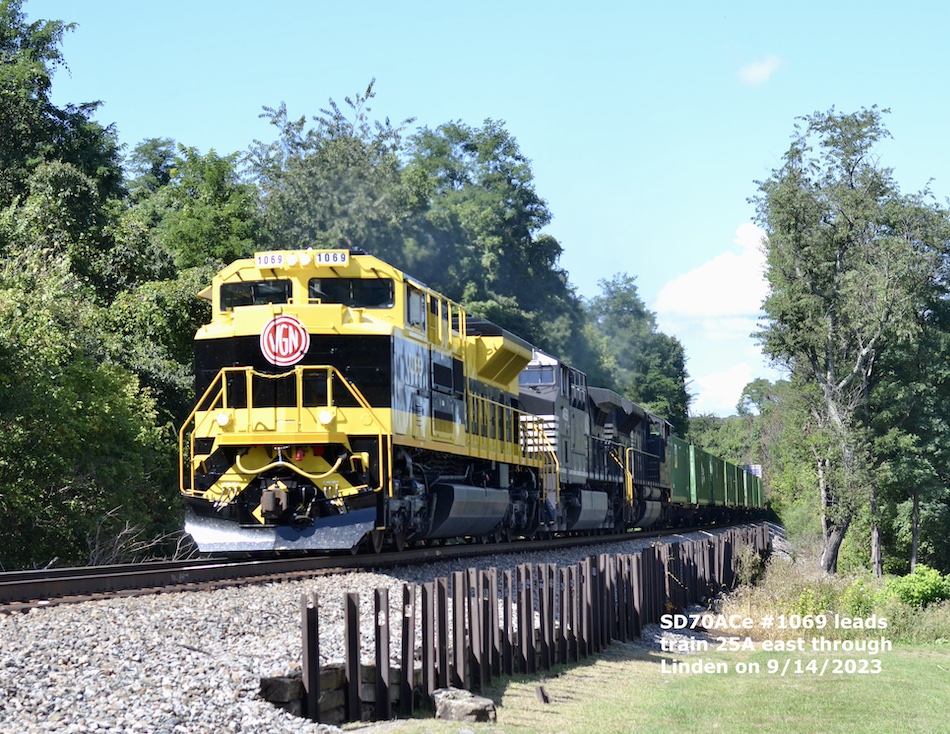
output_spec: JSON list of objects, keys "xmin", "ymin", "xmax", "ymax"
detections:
[
  {"xmin": 103, "ymin": 267, "xmax": 214, "ymax": 424},
  {"xmin": 0, "ymin": 241, "xmax": 175, "ymax": 568},
  {"xmin": 0, "ymin": 3, "xmax": 181, "ymax": 568},
  {"xmin": 250, "ymin": 83, "xmax": 584, "ymax": 359},
  {"xmin": 249, "ymin": 80, "xmax": 422, "ymax": 259},
  {"xmin": 407, "ymin": 119, "xmax": 582, "ymax": 355},
  {"xmin": 753, "ymin": 107, "xmax": 949, "ymax": 573},
  {"xmin": 151, "ymin": 145, "xmax": 262, "ymax": 268},
  {"xmin": 584, "ymin": 274, "xmax": 690, "ymax": 434},
  {"xmin": 0, "ymin": 0, "xmax": 121, "ymax": 206},
  {"xmin": 866, "ymin": 292, "xmax": 950, "ymax": 573},
  {"xmin": 126, "ymin": 137, "xmax": 176, "ymax": 200}
]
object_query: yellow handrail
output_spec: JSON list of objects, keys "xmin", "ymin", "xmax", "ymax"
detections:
[{"xmin": 179, "ymin": 365, "xmax": 388, "ymax": 496}]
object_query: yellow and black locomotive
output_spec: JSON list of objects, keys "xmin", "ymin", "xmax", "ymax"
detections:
[{"xmin": 179, "ymin": 249, "xmax": 763, "ymax": 552}]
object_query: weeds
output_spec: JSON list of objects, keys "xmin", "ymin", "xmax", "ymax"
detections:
[
  {"xmin": 718, "ymin": 549, "xmax": 950, "ymax": 644},
  {"xmin": 85, "ymin": 506, "xmax": 199, "ymax": 565}
]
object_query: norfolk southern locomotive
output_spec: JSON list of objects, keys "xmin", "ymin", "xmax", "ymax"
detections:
[{"xmin": 179, "ymin": 249, "xmax": 763, "ymax": 552}]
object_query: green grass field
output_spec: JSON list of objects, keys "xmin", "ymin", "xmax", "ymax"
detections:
[
  {"xmin": 505, "ymin": 643, "xmax": 950, "ymax": 734},
  {"xmin": 347, "ymin": 642, "xmax": 950, "ymax": 734}
]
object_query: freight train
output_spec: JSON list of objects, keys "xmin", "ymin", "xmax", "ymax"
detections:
[{"xmin": 178, "ymin": 249, "xmax": 764, "ymax": 553}]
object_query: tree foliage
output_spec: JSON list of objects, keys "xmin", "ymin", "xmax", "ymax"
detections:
[
  {"xmin": 0, "ymin": 243, "xmax": 175, "ymax": 568},
  {"xmin": 407, "ymin": 119, "xmax": 582, "ymax": 355},
  {"xmin": 754, "ymin": 107, "xmax": 950, "ymax": 572},
  {"xmin": 249, "ymin": 81, "xmax": 422, "ymax": 259},
  {"xmin": 248, "ymin": 82, "xmax": 589, "ymax": 358},
  {"xmin": 0, "ymin": 0, "xmax": 121, "ymax": 205},
  {"xmin": 584, "ymin": 274, "xmax": 690, "ymax": 434}
]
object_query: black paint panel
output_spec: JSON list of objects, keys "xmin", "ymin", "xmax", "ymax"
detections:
[{"xmin": 194, "ymin": 335, "xmax": 393, "ymax": 407}]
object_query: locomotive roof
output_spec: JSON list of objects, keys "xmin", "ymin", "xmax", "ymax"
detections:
[
  {"xmin": 464, "ymin": 317, "xmax": 534, "ymax": 354},
  {"xmin": 588, "ymin": 386, "xmax": 644, "ymax": 419}
]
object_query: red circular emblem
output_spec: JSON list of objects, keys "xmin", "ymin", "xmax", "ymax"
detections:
[{"xmin": 260, "ymin": 315, "xmax": 310, "ymax": 366}]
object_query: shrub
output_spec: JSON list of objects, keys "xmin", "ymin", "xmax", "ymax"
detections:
[
  {"xmin": 841, "ymin": 576, "xmax": 879, "ymax": 618},
  {"xmin": 879, "ymin": 565, "xmax": 950, "ymax": 608}
]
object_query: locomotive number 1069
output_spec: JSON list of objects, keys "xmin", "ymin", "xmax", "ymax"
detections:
[{"xmin": 255, "ymin": 250, "xmax": 350, "ymax": 269}]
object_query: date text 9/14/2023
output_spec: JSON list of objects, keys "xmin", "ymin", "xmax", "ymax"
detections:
[{"xmin": 660, "ymin": 657, "xmax": 885, "ymax": 675}]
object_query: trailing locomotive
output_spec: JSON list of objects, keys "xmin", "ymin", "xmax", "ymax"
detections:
[{"xmin": 178, "ymin": 249, "xmax": 763, "ymax": 552}]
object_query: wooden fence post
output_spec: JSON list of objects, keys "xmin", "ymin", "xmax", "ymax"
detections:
[
  {"xmin": 467, "ymin": 567, "xmax": 483, "ymax": 690},
  {"xmin": 290, "ymin": 523, "xmax": 775, "ymax": 726},
  {"xmin": 488, "ymin": 568, "xmax": 501, "ymax": 677},
  {"xmin": 517, "ymin": 564, "xmax": 535, "ymax": 674},
  {"xmin": 503, "ymin": 570, "xmax": 514, "ymax": 675},
  {"xmin": 375, "ymin": 588, "xmax": 391, "ymax": 721},
  {"xmin": 301, "ymin": 592, "xmax": 320, "ymax": 722},
  {"xmin": 401, "ymin": 585, "xmax": 415, "ymax": 717},
  {"xmin": 557, "ymin": 566, "xmax": 569, "ymax": 664},
  {"xmin": 421, "ymin": 582, "xmax": 434, "ymax": 706},
  {"xmin": 451, "ymin": 571, "xmax": 467, "ymax": 689},
  {"xmin": 345, "ymin": 592, "xmax": 361, "ymax": 721},
  {"xmin": 436, "ymin": 577, "xmax": 449, "ymax": 690}
]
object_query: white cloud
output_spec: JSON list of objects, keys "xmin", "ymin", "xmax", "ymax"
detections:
[
  {"xmin": 691, "ymin": 363, "xmax": 755, "ymax": 416},
  {"xmin": 655, "ymin": 222, "xmax": 767, "ymax": 319},
  {"xmin": 738, "ymin": 55, "xmax": 783, "ymax": 87},
  {"xmin": 653, "ymin": 223, "xmax": 780, "ymax": 416}
]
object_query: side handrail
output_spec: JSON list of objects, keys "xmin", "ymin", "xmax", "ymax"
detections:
[{"xmin": 519, "ymin": 414, "xmax": 560, "ymax": 502}]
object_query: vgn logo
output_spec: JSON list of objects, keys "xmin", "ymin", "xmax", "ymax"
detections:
[{"xmin": 260, "ymin": 314, "xmax": 310, "ymax": 367}]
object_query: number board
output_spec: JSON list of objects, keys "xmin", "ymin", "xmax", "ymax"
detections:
[{"xmin": 254, "ymin": 250, "xmax": 350, "ymax": 269}]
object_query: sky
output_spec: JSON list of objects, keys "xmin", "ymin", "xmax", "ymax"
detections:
[{"xmin": 26, "ymin": 0, "xmax": 950, "ymax": 416}]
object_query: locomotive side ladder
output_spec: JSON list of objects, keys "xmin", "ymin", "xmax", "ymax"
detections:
[{"xmin": 520, "ymin": 415, "xmax": 560, "ymax": 507}]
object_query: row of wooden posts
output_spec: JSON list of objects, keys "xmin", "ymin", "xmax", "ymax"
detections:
[{"xmin": 294, "ymin": 524, "xmax": 770, "ymax": 723}]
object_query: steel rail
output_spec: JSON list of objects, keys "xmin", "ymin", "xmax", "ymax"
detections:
[{"xmin": 0, "ymin": 524, "xmax": 726, "ymax": 610}]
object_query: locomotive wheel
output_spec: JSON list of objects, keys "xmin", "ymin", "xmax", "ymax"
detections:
[{"xmin": 370, "ymin": 529, "xmax": 386, "ymax": 554}]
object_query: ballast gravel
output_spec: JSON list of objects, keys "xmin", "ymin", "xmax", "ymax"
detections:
[{"xmin": 0, "ymin": 529, "xmax": 737, "ymax": 733}]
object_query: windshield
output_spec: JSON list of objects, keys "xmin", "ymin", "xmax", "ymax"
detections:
[
  {"xmin": 309, "ymin": 278, "xmax": 395, "ymax": 308},
  {"xmin": 519, "ymin": 366, "xmax": 556, "ymax": 386},
  {"xmin": 220, "ymin": 280, "xmax": 292, "ymax": 310}
]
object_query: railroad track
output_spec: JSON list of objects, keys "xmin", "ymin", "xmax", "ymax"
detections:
[{"xmin": 0, "ymin": 525, "xmax": 720, "ymax": 611}]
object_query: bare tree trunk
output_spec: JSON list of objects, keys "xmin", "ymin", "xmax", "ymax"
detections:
[
  {"xmin": 870, "ymin": 485, "xmax": 882, "ymax": 577},
  {"xmin": 911, "ymin": 488, "xmax": 920, "ymax": 572},
  {"xmin": 816, "ymin": 452, "xmax": 851, "ymax": 573},
  {"xmin": 820, "ymin": 520, "xmax": 850, "ymax": 574},
  {"xmin": 870, "ymin": 522, "xmax": 882, "ymax": 576}
]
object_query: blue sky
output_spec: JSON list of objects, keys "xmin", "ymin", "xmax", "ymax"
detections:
[{"xmin": 28, "ymin": 0, "xmax": 950, "ymax": 415}]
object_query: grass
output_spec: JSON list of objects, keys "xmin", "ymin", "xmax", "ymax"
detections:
[{"xmin": 344, "ymin": 641, "xmax": 950, "ymax": 734}]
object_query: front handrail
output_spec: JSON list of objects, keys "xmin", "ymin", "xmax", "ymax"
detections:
[{"xmin": 179, "ymin": 365, "xmax": 387, "ymax": 495}]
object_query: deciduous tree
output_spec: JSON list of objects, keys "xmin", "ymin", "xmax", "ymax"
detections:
[
  {"xmin": 753, "ymin": 107, "xmax": 949, "ymax": 573},
  {"xmin": 584, "ymin": 274, "xmax": 690, "ymax": 435},
  {"xmin": 408, "ymin": 119, "xmax": 581, "ymax": 355},
  {"xmin": 249, "ymin": 80, "xmax": 421, "ymax": 260},
  {"xmin": 0, "ymin": 0, "xmax": 121, "ymax": 206}
]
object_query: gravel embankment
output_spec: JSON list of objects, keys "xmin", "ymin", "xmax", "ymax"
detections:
[{"xmin": 0, "ymin": 529, "xmax": 738, "ymax": 734}]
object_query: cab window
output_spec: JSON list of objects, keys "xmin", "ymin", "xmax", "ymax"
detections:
[
  {"xmin": 407, "ymin": 285, "xmax": 426, "ymax": 329},
  {"xmin": 308, "ymin": 278, "xmax": 395, "ymax": 308},
  {"xmin": 220, "ymin": 280, "xmax": 292, "ymax": 311}
]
